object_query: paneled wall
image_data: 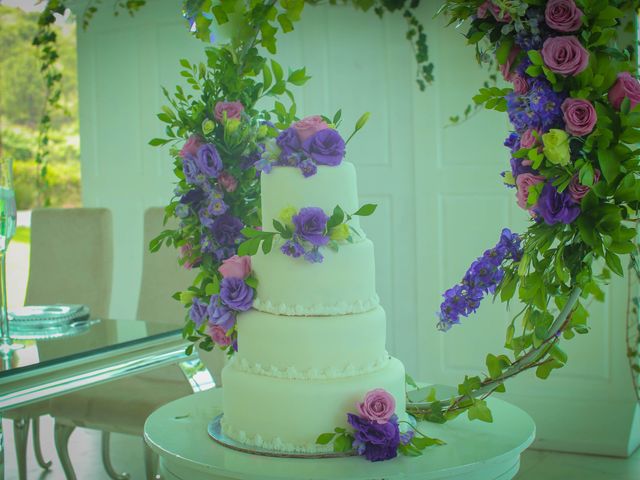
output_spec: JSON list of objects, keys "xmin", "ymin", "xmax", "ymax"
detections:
[{"xmin": 73, "ymin": 0, "xmax": 638, "ymax": 455}]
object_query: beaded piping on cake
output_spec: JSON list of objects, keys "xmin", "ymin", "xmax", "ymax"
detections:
[
  {"xmin": 233, "ymin": 354, "xmax": 390, "ymax": 380},
  {"xmin": 221, "ymin": 418, "xmax": 333, "ymax": 454},
  {"xmin": 252, "ymin": 294, "xmax": 380, "ymax": 316}
]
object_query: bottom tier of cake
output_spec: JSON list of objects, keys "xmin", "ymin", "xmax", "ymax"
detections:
[{"xmin": 220, "ymin": 356, "xmax": 407, "ymax": 454}]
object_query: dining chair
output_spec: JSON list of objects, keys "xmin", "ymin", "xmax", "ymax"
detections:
[
  {"xmin": 5, "ymin": 207, "xmax": 113, "ymax": 480},
  {"xmin": 48, "ymin": 207, "xmax": 218, "ymax": 480}
]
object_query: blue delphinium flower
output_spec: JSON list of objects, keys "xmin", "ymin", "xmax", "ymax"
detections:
[
  {"xmin": 437, "ymin": 229, "xmax": 522, "ymax": 331},
  {"xmin": 304, "ymin": 248, "xmax": 324, "ymax": 264}
]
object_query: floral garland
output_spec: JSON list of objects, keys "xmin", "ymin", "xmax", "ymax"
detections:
[{"xmin": 415, "ymin": 0, "xmax": 640, "ymax": 422}]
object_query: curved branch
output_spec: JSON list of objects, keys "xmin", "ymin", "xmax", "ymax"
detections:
[{"xmin": 407, "ymin": 287, "xmax": 582, "ymax": 416}]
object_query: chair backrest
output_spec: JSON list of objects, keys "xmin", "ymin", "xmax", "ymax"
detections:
[
  {"xmin": 136, "ymin": 207, "xmax": 195, "ymax": 325},
  {"xmin": 25, "ymin": 208, "xmax": 113, "ymax": 319}
]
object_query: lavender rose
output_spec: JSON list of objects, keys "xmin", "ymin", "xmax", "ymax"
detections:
[
  {"xmin": 516, "ymin": 173, "xmax": 545, "ymax": 210},
  {"xmin": 536, "ymin": 183, "xmax": 580, "ymax": 225},
  {"xmin": 207, "ymin": 295, "xmax": 237, "ymax": 332},
  {"xmin": 179, "ymin": 135, "xmax": 203, "ymax": 158},
  {"xmin": 608, "ymin": 72, "xmax": 640, "ymax": 111},
  {"xmin": 292, "ymin": 115, "xmax": 329, "ymax": 142},
  {"xmin": 218, "ymin": 255, "xmax": 251, "ymax": 279},
  {"xmin": 207, "ymin": 324, "xmax": 232, "ymax": 347},
  {"xmin": 520, "ymin": 129, "xmax": 539, "ymax": 149},
  {"xmin": 196, "ymin": 144, "xmax": 223, "ymax": 178},
  {"xmin": 219, "ymin": 277, "xmax": 254, "ymax": 311},
  {"xmin": 357, "ymin": 389, "xmax": 396, "ymax": 424},
  {"xmin": 211, "ymin": 214, "xmax": 243, "ymax": 246},
  {"xmin": 541, "ymin": 36, "xmax": 589, "ymax": 76},
  {"xmin": 347, "ymin": 413, "xmax": 400, "ymax": 462},
  {"xmin": 561, "ymin": 98, "xmax": 597, "ymax": 136},
  {"xmin": 512, "ymin": 74, "xmax": 529, "ymax": 95},
  {"xmin": 568, "ymin": 169, "xmax": 600, "ymax": 202},
  {"xmin": 302, "ymin": 129, "xmax": 346, "ymax": 166},
  {"xmin": 182, "ymin": 156, "xmax": 202, "ymax": 186},
  {"xmin": 545, "ymin": 0, "xmax": 583, "ymax": 33},
  {"xmin": 292, "ymin": 207, "xmax": 330, "ymax": 246},
  {"xmin": 218, "ymin": 171, "xmax": 238, "ymax": 192},
  {"xmin": 214, "ymin": 101, "xmax": 244, "ymax": 123}
]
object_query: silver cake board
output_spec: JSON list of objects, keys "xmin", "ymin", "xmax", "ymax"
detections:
[
  {"xmin": 208, "ymin": 413, "xmax": 417, "ymax": 459},
  {"xmin": 208, "ymin": 414, "xmax": 356, "ymax": 459}
]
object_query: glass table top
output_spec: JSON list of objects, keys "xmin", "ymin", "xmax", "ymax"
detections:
[{"xmin": 0, "ymin": 317, "xmax": 182, "ymax": 378}]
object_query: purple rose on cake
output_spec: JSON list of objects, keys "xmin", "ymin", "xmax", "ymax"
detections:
[
  {"xmin": 302, "ymin": 129, "xmax": 346, "ymax": 166},
  {"xmin": 219, "ymin": 277, "xmax": 254, "ymax": 311},
  {"xmin": 189, "ymin": 297, "xmax": 208, "ymax": 328},
  {"xmin": 277, "ymin": 128, "xmax": 302, "ymax": 159},
  {"xmin": 292, "ymin": 207, "xmax": 330, "ymax": 246},
  {"xmin": 347, "ymin": 413, "xmax": 400, "ymax": 462}
]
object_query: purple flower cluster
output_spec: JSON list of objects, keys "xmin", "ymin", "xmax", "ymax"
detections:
[
  {"xmin": 506, "ymin": 78, "xmax": 566, "ymax": 135},
  {"xmin": 280, "ymin": 207, "xmax": 330, "ymax": 263},
  {"xmin": 257, "ymin": 126, "xmax": 345, "ymax": 178},
  {"xmin": 348, "ymin": 414, "xmax": 401, "ymax": 462},
  {"xmin": 437, "ymin": 229, "xmax": 522, "ymax": 331}
]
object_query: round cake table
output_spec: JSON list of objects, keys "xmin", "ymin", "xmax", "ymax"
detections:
[{"xmin": 144, "ymin": 389, "xmax": 535, "ymax": 480}]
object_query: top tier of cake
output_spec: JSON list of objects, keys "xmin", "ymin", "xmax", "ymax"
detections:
[{"xmin": 260, "ymin": 162, "xmax": 362, "ymax": 234}]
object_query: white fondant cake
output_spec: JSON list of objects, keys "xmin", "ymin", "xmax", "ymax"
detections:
[{"xmin": 221, "ymin": 159, "xmax": 406, "ymax": 454}]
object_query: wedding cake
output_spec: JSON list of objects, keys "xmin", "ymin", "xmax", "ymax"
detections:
[{"xmin": 220, "ymin": 160, "xmax": 407, "ymax": 453}]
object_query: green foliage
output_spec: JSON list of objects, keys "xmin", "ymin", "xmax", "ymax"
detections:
[{"xmin": 13, "ymin": 159, "xmax": 81, "ymax": 210}]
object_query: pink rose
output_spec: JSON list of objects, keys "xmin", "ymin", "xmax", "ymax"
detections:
[
  {"xmin": 516, "ymin": 173, "xmax": 545, "ymax": 209},
  {"xmin": 568, "ymin": 169, "xmax": 600, "ymax": 202},
  {"xmin": 477, "ymin": 1, "xmax": 512, "ymax": 22},
  {"xmin": 357, "ymin": 389, "xmax": 395, "ymax": 424},
  {"xmin": 520, "ymin": 129, "xmax": 539, "ymax": 149},
  {"xmin": 512, "ymin": 74, "xmax": 529, "ymax": 95},
  {"xmin": 561, "ymin": 98, "xmax": 597, "ymax": 136},
  {"xmin": 292, "ymin": 115, "xmax": 329, "ymax": 143},
  {"xmin": 179, "ymin": 135, "xmax": 203, "ymax": 158},
  {"xmin": 214, "ymin": 101, "xmax": 244, "ymax": 123},
  {"xmin": 218, "ymin": 255, "xmax": 251, "ymax": 279},
  {"xmin": 180, "ymin": 243, "xmax": 201, "ymax": 270},
  {"xmin": 207, "ymin": 324, "xmax": 232, "ymax": 347},
  {"xmin": 608, "ymin": 72, "xmax": 640, "ymax": 111},
  {"xmin": 499, "ymin": 46, "xmax": 521, "ymax": 81},
  {"xmin": 541, "ymin": 36, "xmax": 589, "ymax": 76},
  {"xmin": 545, "ymin": 0, "xmax": 583, "ymax": 33},
  {"xmin": 218, "ymin": 171, "xmax": 238, "ymax": 193}
]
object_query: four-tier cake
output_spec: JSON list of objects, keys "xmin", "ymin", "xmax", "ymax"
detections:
[{"xmin": 221, "ymin": 161, "xmax": 407, "ymax": 453}]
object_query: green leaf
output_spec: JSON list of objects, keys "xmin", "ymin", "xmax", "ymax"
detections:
[
  {"xmin": 536, "ymin": 359, "xmax": 563, "ymax": 379},
  {"xmin": 287, "ymin": 67, "xmax": 310, "ymax": 86},
  {"xmin": 486, "ymin": 353, "xmax": 502, "ymax": 380},
  {"xmin": 467, "ymin": 399, "xmax": 493, "ymax": 423},
  {"xmin": 327, "ymin": 205, "xmax": 345, "ymax": 229},
  {"xmin": 244, "ymin": 276, "xmax": 258, "ymax": 289},
  {"xmin": 412, "ymin": 435, "xmax": 445, "ymax": 449},
  {"xmin": 238, "ymin": 237, "xmax": 262, "ymax": 256},
  {"xmin": 598, "ymin": 149, "xmax": 620, "ymax": 184},
  {"xmin": 496, "ymin": 38, "xmax": 514, "ymax": 65},
  {"xmin": 353, "ymin": 204, "xmax": 377, "ymax": 217},
  {"xmin": 549, "ymin": 344, "xmax": 568, "ymax": 364},
  {"xmin": 527, "ymin": 50, "xmax": 543, "ymax": 66},
  {"xmin": 211, "ymin": 5, "xmax": 229, "ymax": 25},
  {"xmin": 333, "ymin": 434, "xmax": 353, "ymax": 452},
  {"xmin": 149, "ymin": 138, "xmax": 170, "ymax": 146},
  {"xmin": 316, "ymin": 433, "xmax": 335, "ymax": 445},
  {"xmin": 605, "ymin": 250, "xmax": 623, "ymax": 276},
  {"xmin": 273, "ymin": 220, "xmax": 287, "ymax": 235},
  {"xmin": 405, "ymin": 373, "xmax": 418, "ymax": 390},
  {"xmin": 261, "ymin": 234, "xmax": 274, "ymax": 255},
  {"xmin": 277, "ymin": 13, "xmax": 294, "ymax": 33},
  {"xmin": 262, "ymin": 65, "xmax": 273, "ymax": 91},
  {"xmin": 271, "ymin": 59, "xmax": 284, "ymax": 82}
]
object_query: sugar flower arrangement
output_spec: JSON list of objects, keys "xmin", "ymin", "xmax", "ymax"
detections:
[
  {"xmin": 238, "ymin": 203, "xmax": 377, "ymax": 263},
  {"xmin": 256, "ymin": 112, "xmax": 370, "ymax": 177},
  {"xmin": 316, "ymin": 389, "xmax": 444, "ymax": 462}
]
